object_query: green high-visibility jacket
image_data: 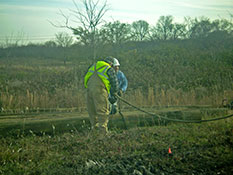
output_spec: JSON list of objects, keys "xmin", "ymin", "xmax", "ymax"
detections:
[{"xmin": 84, "ymin": 61, "xmax": 111, "ymax": 93}]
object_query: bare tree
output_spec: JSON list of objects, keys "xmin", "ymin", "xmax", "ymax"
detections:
[
  {"xmin": 3, "ymin": 31, "xmax": 28, "ymax": 48},
  {"xmin": 100, "ymin": 20, "xmax": 132, "ymax": 45},
  {"xmin": 54, "ymin": 32, "xmax": 74, "ymax": 65},
  {"xmin": 131, "ymin": 20, "xmax": 149, "ymax": 41},
  {"xmin": 51, "ymin": 0, "xmax": 109, "ymax": 61},
  {"xmin": 171, "ymin": 23, "xmax": 187, "ymax": 40},
  {"xmin": 55, "ymin": 32, "xmax": 73, "ymax": 47},
  {"xmin": 155, "ymin": 15, "xmax": 174, "ymax": 40}
]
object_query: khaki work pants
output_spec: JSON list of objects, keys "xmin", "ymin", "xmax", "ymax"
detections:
[{"xmin": 86, "ymin": 73, "xmax": 109, "ymax": 134}]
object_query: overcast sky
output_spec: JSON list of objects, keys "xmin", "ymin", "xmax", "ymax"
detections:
[{"xmin": 0, "ymin": 0, "xmax": 232, "ymax": 43}]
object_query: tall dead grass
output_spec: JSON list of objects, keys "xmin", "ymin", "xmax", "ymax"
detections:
[
  {"xmin": 125, "ymin": 87, "xmax": 230, "ymax": 107},
  {"xmin": 0, "ymin": 86, "xmax": 231, "ymax": 113},
  {"xmin": 0, "ymin": 88, "xmax": 86, "ymax": 112}
]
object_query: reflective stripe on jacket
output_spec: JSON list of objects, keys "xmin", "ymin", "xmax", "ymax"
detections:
[{"xmin": 84, "ymin": 61, "xmax": 111, "ymax": 93}]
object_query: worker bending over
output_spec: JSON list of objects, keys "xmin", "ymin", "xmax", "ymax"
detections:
[{"xmin": 84, "ymin": 56, "xmax": 118, "ymax": 134}]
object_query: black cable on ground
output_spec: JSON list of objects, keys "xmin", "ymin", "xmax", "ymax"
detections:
[
  {"xmin": 117, "ymin": 95, "xmax": 233, "ymax": 123},
  {"xmin": 118, "ymin": 99, "xmax": 128, "ymax": 129}
]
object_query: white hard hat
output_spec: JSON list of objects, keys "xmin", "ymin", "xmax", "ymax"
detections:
[{"xmin": 113, "ymin": 58, "xmax": 120, "ymax": 66}]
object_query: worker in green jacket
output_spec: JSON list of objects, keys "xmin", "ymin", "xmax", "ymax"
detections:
[{"xmin": 84, "ymin": 56, "xmax": 119, "ymax": 134}]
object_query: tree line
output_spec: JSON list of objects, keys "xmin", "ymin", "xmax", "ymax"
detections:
[
  {"xmin": 74, "ymin": 15, "xmax": 233, "ymax": 45},
  {"xmin": 1, "ymin": 15, "xmax": 233, "ymax": 63},
  {"xmin": 1, "ymin": 15, "xmax": 233, "ymax": 48}
]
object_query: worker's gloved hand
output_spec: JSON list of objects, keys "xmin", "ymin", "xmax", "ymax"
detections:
[
  {"xmin": 117, "ymin": 90, "xmax": 123, "ymax": 97},
  {"xmin": 109, "ymin": 95, "xmax": 117, "ymax": 104}
]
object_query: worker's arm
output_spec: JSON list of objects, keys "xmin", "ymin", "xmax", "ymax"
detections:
[
  {"xmin": 107, "ymin": 67, "xmax": 119, "ymax": 102},
  {"xmin": 118, "ymin": 71, "xmax": 128, "ymax": 93}
]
